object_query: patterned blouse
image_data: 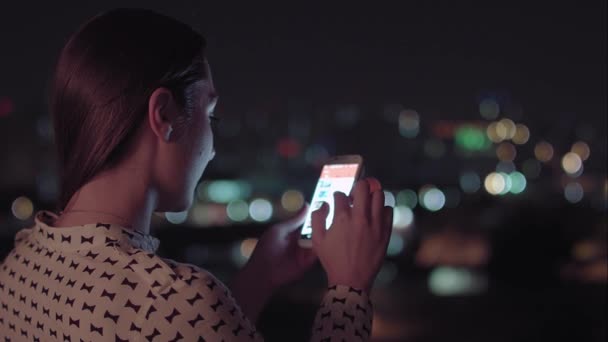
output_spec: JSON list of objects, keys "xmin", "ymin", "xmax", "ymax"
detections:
[{"xmin": 0, "ymin": 210, "xmax": 373, "ymax": 341}]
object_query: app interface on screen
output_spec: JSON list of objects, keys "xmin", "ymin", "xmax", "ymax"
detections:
[{"xmin": 301, "ymin": 163, "xmax": 359, "ymax": 238}]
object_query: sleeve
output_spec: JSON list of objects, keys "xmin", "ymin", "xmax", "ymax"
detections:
[
  {"xmin": 309, "ymin": 285, "xmax": 374, "ymax": 342},
  {"xmin": 137, "ymin": 269, "xmax": 264, "ymax": 342}
]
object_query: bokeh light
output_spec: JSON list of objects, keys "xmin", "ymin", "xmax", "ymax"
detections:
[
  {"xmin": 304, "ymin": 144, "xmax": 330, "ymax": 167},
  {"xmin": 496, "ymin": 161, "xmax": 516, "ymax": 174},
  {"xmin": 486, "ymin": 122, "xmax": 502, "ymax": 143},
  {"xmin": 561, "ymin": 152, "xmax": 583, "ymax": 175},
  {"xmin": 428, "ymin": 267, "xmax": 488, "ymax": 296},
  {"xmin": 419, "ymin": 186, "xmax": 446, "ymax": 212},
  {"xmin": 479, "ymin": 98, "xmax": 500, "ymax": 120},
  {"xmin": 497, "ymin": 118, "xmax": 516, "ymax": 140},
  {"xmin": 508, "ymin": 172, "xmax": 527, "ymax": 194},
  {"xmin": 386, "ymin": 234, "xmax": 405, "ymax": 256},
  {"xmin": 392, "ymin": 205, "xmax": 414, "ymax": 230},
  {"xmin": 459, "ymin": 172, "xmax": 481, "ymax": 193},
  {"xmin": 198, "ymin": 180, "xmax": 252, "ymax": 203},
  {"xmin": 227, "ymin": 200, "xmax": 249, "ymax": 222},
  {"xmin": 280, "ymin": 190, "xmax": 304, "ymax": 212},
  {"xmin": 398, "ymin": 109, "xmax": 420, "ymax": 138},
  {"xmin": 534, "ymin": 141, "xmax": 554, "ymax": 163},
  {"xmin": 384, "ymin": 191, "xmax": 396, "ymax": 207},
  {"xmin": 240, "ymin": 238, "xmax": 258, "ymax": 258},
  {"xmin": 11, "ymin": 196, "xmax": 34, "ymax": 220},
  {"xmin": 165, "ymin": 211, "xmax": 189, "ymax": 224},
  {"xmin": 396, "ymin": 189, "xmax": 418, "ymax": 208},
  {"xmin": 564, "ymin": 183, "xmax": 584, "ymax": 203},
  {"xmin": 571, "ymin": 141, "xmax": 590, "ymax": 161},
  {"xmin": 249, "ymin": 198, "xmax": 273, "ymax": 222},
  {"xmin": 512, "ymin": 124, "xmax": 530, "ymax": 144},
  {"xmin": 484, "ymin": 172, "xmax": 505, "ymax": 195},
  {"xmin": 496, "ymin": 142, "xmax": 517, "ymax": 161},
  {"xmin": 455, "ymin": 125, "xmax": 491, "ymax": 151}
]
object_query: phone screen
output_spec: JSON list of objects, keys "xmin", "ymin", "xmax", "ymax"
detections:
[{"xmin": 300, "ymin": 163, "xmax": 360, "ymax": 239}]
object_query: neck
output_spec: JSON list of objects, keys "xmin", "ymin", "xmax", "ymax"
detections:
[{"xmin": 56, "ymin": 167, "xmax": 158, "ymax": 235}]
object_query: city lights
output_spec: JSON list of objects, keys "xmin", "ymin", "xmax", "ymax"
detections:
[
  {"xmin": 512, "ymin": 124, "xmax": 530, "ymax": 144},
  {"xmin": 165, "ymin": 210, "xmax": 188, "ymax": 224},
  {"xmin": 564, "ymin": 183, "xmax": 584, "ymax": 203},
  {"xmin": 571, "ymin": 141, "xmax": 590, "ymax": 161},
  {"xmin": 249, "ymin": 198, "xmax": 273, "ymax": 222},
  {"xmin": 459, "ymin": 172, "xmax": 481, "ymax": 193},
  {"xmin": 396, "ymin": 189, "xmax": 418, "ymax": 208},
  {"xmin": 392, "ymin": 205, "xmax": 414, "ymax": 230},
  {"xmin": 11, "ymin": 196, "xmax": 33, "ymax": 220},
  {"xmin": 479, "ymin": 98, "xmax": 500, "ymax": 120},
  {"xmin": 226, "ymin": 200, "xmax": 249, "ymax": 222},
  {"xmin": 398, "ymin": 109, "xmax": 420, "ymax": 138},
  {"xmin": 419, "ymin": 186, "xmax": 446, "ymax": 212},
  {"xmin": 496, "ymin": 142, "xmax": 517, "ymax": 161},
  {"xmin": 561, "ymin": 152, "xmax": 583, "ymax": 175},
  {"xmin": 280, "ymin": 190, "xmax": 304, "ymax": 212},
  {"xmin": 534, "ymin": 141, "xmax": 554, "ymax": 163}
]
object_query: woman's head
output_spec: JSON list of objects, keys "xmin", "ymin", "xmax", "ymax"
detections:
[{"xmin": 51, "ymin": 8, "xmax": 217, "ymax": 213}]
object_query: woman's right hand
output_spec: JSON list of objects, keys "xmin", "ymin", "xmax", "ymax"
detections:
[{"xmin": 311, "ymin": 178, "xmax": 393, "ymax": 293}]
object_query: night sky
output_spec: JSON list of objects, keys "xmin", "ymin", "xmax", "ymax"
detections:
[{"xmin": 0, "ymin": 1, "xmax": 606, "ymax": 188}]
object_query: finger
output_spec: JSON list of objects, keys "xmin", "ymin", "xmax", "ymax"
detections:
[
  {"xmin": 367, "ymin": 177, "xmax": 382, "ymax": 193},
  {"xmin": 333, "ymin": 191, "xmax": 351, "ymax": 214},
  {"xmin": 351, "ymin": 179, "xmax": 371, "ymax": 219},
  {"xmin": 311, "ymin": 201, "xmax": 329, "ymax": 247},
  {"xmin": 371, "ymin": 190, "xmax": 385, "ymax": 228}
]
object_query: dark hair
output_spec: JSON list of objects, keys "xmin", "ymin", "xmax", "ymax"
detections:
[{"xmin": 50, "ymin": 8, "xmax": 207, "ymax": 212}]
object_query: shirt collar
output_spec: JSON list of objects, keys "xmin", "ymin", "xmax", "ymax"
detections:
[{"xmin": 30, "ymin": 210, "xmax": 160, "ymax": 254}]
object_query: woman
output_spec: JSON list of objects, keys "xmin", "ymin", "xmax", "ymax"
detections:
[{"xmin": 0, "ymin": 8, "xmax": 392, "ymax": 341}]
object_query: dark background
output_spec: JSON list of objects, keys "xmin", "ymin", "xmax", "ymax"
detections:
[{"xmin": 1, "ymin": 1, "xmax": 606, "ymax": 341}]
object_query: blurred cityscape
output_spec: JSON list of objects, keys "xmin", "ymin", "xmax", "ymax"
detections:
[{"xmin": 1, "ymin": 1, "xmax": 606, "ymax": 341}]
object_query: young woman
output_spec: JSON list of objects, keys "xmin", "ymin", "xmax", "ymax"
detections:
[{"xmin": 0, "ymin": 8, "xmax": 392, "ymax": 341}]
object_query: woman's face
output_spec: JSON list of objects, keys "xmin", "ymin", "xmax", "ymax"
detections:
[{"xmin": 156, "ymin": 62, "xmax": 218, "ymax": 212}]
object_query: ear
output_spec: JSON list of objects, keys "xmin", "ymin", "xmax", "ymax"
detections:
[{"xmin": 148, "ymin": 87, "xmax": 178, "ymax": 142}]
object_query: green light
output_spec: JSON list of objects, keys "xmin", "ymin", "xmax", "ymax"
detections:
[
  {"xmin": 454, "ymin": 126, "xmax": 492, "ymax": 151},
  {"xmin": 204, "ymin": 180, "xmax": 252, "ymax": 203},
  {"xmin": 227, "ymin": 200, "xmax": 249, "ymax": 221},
  {"xmin": 508, "ymin": 172, "xmax": 527, "ymax": 194},
  {"xmin": 396, "ymin": 189, "xmax": 418, "ymax": 208}
]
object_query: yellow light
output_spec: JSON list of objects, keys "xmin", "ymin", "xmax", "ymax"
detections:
[
  {"xmin": 11, "ymin": 196, "xmax": 34, "ymax": 220},
  {"xmin": 497, "ymin": 118, "xmax": 516, "ymax": 140},
  {"xmin": 534, "ymin": 141, "xmax": 554, "ymax": 163},
  {"xmin": 486, "ymin": 122, "xmax": 502, "ymax": 143},
  {"xmin": 280, "ymin": 190, "xmax": 304, "ymax": 212},
  {"xmin": 240, "ymin": 238, "xmax": 258, "ymax": 258},
  {"xmin": 484, "ymin": 172, "xmax": 505, "ymax": 195},
  {"xmin": 496, "ymin": 142, "xmax": 517, "ymax": 161},
  {"xmin": 512, "ymin": 124, "xmax": 530, "ymax": 144},
  {"xmin": 562, "ymin": 152, "xmax": 583, "ymax": 175},
  {"xmin": 571, "ymin": 141, "xmax": 590, "ymax": 161}
]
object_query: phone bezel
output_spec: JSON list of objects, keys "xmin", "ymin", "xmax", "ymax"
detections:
[{"xmin": 298, "ymin": 154, "xmax": 364, "ymax": 248}]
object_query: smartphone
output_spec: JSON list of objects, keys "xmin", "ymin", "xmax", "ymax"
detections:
[{"xmin": 298, "ymin": 155, "xmax": 364, "ymax": 248}]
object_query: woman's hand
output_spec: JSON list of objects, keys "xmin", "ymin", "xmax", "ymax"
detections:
[
  {"xmin": 230, "ymin": 204, "xmax": 317, "ymax": 323},
  {"xmin": 247, "ymin": 203, "xmax": 318, "ymax": 289},
  {"xmin": 311, "ymin": 178, "xmax": 393, "ymax": 293}
]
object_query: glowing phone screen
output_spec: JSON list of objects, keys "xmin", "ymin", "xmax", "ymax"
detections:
[{"xmin": 300, "ymin": 163, "xmax": 359, "ymax": 239}]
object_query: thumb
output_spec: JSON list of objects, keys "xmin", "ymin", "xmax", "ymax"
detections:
[{"xmin": 311, "ymin": 201, "xmax": 329, "ymax": 248}]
